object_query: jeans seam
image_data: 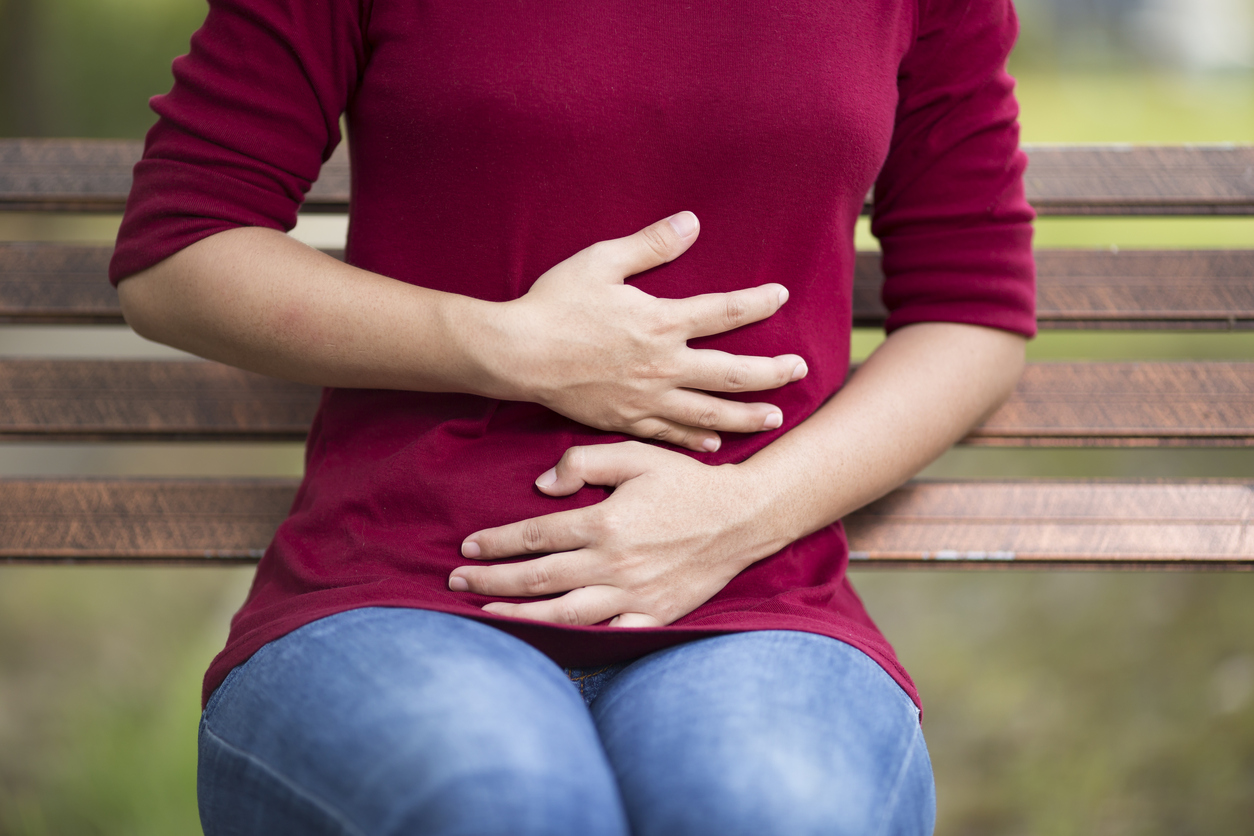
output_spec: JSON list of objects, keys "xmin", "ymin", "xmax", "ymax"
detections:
[
  {"xmin": 870, "ymin": 721, "xmax": 924, "ymax": 836},
  {"xmin": 201, "ymin": 721, "xmax": 369, "ymax": 836}
]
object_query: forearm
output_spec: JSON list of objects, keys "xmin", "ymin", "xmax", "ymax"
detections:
[
  {"xmin": 739, "ymin": 321, "xmax": 1027, "ymax": 550},
  {"xmin": 118, "ymin": 227, "xmax": 504, "ymax": 394},
  {"xmin": 117, "ymin": 218, "xmax": 802, "ymax": 450}
]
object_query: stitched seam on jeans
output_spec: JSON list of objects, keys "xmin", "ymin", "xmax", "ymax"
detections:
[
  {"xmin": 201, "ymin": 722, "xmax": 369, "ymax": 836},
  {"xmin": 871, "ymin": 722, "xmax": 924, "ymax": 836}
]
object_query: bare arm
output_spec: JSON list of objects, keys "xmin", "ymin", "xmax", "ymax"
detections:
[
  {"xmin": 740, "ymin": 321, "xmax": 1025, "ymax": 550},
  {"xmin": 117, "ymin": 215, "xmax": 807, "ymax": 452},
  {"xmin": 451, "ymin": 320, "xmax": 1026, "ymax": 627}
]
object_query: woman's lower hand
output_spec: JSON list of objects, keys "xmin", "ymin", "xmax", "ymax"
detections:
[
  {"xmin": 448, "ymin": 441, "xmax": 790, "ymax": 627},
  {"xmin": 481, "ymin": 213, "xmax": 807, "ymax": 452}
]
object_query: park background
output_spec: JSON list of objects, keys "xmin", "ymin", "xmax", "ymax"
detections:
[{"xmin": 0, "ymin": 0, "xmax": 1252, "ymax": 832}]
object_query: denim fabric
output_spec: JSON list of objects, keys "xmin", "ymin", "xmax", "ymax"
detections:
[
  {"xmin": 564, "ymin": 662, "xmax": 631, "ymax": 705},
  {"xmin": 199, "ymin": 608, "xmax": 934, "ymax": 836}
]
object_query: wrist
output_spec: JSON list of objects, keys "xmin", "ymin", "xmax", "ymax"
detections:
[
  {"xmin": 436, "ymin": 294, "xmax": 528, "ymax": 401},
  {"xmin": 719, "ymin": 460, "xmax": 802, "ymax": 567}
]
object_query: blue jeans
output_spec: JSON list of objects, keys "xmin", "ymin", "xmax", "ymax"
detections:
[{"xmin": 198, "ymin": 608, "xmax": 935, "ymax": 835}]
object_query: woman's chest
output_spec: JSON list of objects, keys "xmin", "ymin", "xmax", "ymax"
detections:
[{"xmin": 352, "ymin": 0, "xmax": 915, "ymax": 192}]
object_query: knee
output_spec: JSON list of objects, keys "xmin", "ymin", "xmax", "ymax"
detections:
[
  {"xmin": 407, "ymin": 751, "xmax": 628, "ymax": 836},
  {"xmin": 615, "ymin": 729, "xmax": 935, "ymax": 836},
  {"xmin": 201, "ymin": 719, "xmax": 629, "ymax": 836}
]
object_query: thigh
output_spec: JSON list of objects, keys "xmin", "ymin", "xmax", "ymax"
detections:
[
  {"xmin": 198, "ymin": 607, "xmax": 629, "ymax": 836},
  {"xmin": 590, "ymin": 631, "xmax": 935, "ymax": 836}
]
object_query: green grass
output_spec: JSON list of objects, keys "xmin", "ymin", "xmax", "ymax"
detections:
[{"xmin": 0, "ymin": 568, "xmax": 250, "ymax": 836}]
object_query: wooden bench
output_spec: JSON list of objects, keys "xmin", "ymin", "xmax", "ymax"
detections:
[{"xmin": 1, "ymin": 139, "xmax": 1252, "ymax": 569}]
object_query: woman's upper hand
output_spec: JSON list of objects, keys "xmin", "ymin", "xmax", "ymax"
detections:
[
  {"xmin": 448, "ymin": 440, "xmax": 791, "ymax": 627},
  {"xmin": 118, "ymin": 214, "xmax": 803, "ymax": 454},
  {"xmin": 481, "ymin": 213, "xmax": 807, "ymax": 452}
]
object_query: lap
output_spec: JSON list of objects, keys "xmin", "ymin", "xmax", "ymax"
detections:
[{"xmin": 198, "ymin": 609, "xmax": 933, "ymax": 836}]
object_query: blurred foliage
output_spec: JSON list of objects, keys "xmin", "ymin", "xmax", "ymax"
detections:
[
  {"xmin": 0, "ymin": 0, "xmax": 205, "ymax": 138},
  {"xmin": 854, "ymin": 571, "xmax": 1254, "ymax": 836},
  {"xmin": 0, "ymin": 1, "xmax": 1252, "ymax": 835},
  {"xmin": 0, "ymin": 568, "xmax": 249, "ymax": 836}
]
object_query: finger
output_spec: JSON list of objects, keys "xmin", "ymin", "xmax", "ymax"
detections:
[
  {"xmin": 676, "ymin": 283, "xmax": 789, "ymax": 339},
  {"xmin": 682, "ymin": 349, "xmax": 808, "ymax": 394},
  {"xmin": 481, "ymin": 585, "xmax": 628, "ymax": 627},
  {"xmin": 621, "ymin": 417, "xmax": 722, "ymax": 453},
  {"xmin": 462, "ymin": 507, "xmax": 596, "ymax": 559},
  {"xmin": 534, "ymin": 441, "xmax": 659, "ymax": 497},
  {"xmin": 660, "ymin": 390, "xmax": 787, "ymax": 434},
  {"xmin": 450, "ymin": 551, "xmax": 593, "ymax": 598},
  {"xmin": 590, "ymin": 212, "xmax": 700, "ymax": 280},
  {"xmin": 608, "ymin": 612, "xmax": 664, "ymax": 628}
]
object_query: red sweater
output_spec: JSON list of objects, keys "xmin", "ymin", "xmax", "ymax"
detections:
[{"xmin": 111, "ymin": 0, "xmax": 1036, "ymax": 709}]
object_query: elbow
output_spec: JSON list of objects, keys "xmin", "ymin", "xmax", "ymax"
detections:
[
  {"xmin": 116, "ymin": 271, "xmax": 161, "ymax": 342},
  {"xmin": 116, "ymin": 262, "xmax": 189, "ymax": 349},
  {"xmin": 982, "ymin": 331, "xmax": 1028, "ymax": 420}
]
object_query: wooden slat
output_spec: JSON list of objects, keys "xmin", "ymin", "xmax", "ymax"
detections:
[
  {"xmin": 6, "ymin": 244, "xmax": 1252, "ymax": 329},
  {"xmin": 0, "ymin": 243, "xmax": 120, "ymax": 323},
  {"xmin": 1024, "ymin": 145, "xmax": 1254, "ymax": 216},
  {"xmin": 0, "ymin": 360, "xmax": 320, "ymax": 440},
  {"xmin": 1024, "ymin": 250, "xmax": 1254, "ymax": 330},
  {"xmin": 0, "ymin": 139, "xmax": 350, "ymax": 213},
  {"xmin": 845, "ymin": 480, "xmax": 1254, "ymax": 568},
  {"xmin": 0, "ymin": 358, "xmax": 1250, "ymax": 444},
  {"xmin": 4, "ymin": 140, "xmax": 1252, "ymax": 215},
  {"xmin": 2, "ymin": 478, "xmax": 1248, "ymax": 565},
  {"xmin": 0, "ymin": 243, "xmax": 345, "ymax": 323},
  {"xmin": 972, "ymin": 362, "xmax": 1254, "ymax": 446},
  {"xmin": 0, "ymin": 478, "xmax": 296, "ymax": 562},
  {"xmin": 853, "ymin": 250, "xmax": 1254, "ymax": 330},
  {"xmin": 0, "ymin": 139, "xmax": 139, "ymax": 213}
]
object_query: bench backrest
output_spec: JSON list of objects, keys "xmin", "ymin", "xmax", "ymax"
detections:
[{"xmin": 1, "ymin": 139, "xmax": 1251, "ymax": 568}]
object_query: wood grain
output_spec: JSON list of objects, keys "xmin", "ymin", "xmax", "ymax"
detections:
[
  {"xmin": 972, "ymin": 362, "xmax": 1254, "ymax": 446},
  {"xmin": 0, "ymin": 139, "xmax": 351, "ymax": 213},
  {"xmin": 1024, "ymin": 145, "xmax": 1254, "ymax": 216},
  {"xmin": 3, "ymin": 478, "xmax": 1248, "ymax": 566},
  {"xmin": 0, "ymin": 479, "xmax": 296, "ymax": 562},
  {"xmin": 4, "ymin": 140, "xmax": 1251, "ymax": 215},
  {"xmin": 0, "ymin": 360, "xmax": 321, "ymax": 440},
  {"xmin": 0, "ymin": 242, "xmax": 345, "ymax": 323},
  {"xmin": 853, "ymin": 250, "xmax": 1254, "ymax": 330},
  {"xmin": 2, "ymin": 359, "xmax": 1250, "ymax": 443},
  {"xmin": 845, "ymin": 480, "xmax": 1254, "ymax": 568},
  {"xmin": 7, "ymin": 243, "xmax": 1251, "ymax": 330}
]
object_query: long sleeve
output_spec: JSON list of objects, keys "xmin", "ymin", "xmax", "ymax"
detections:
[
  {"xmin": 871, "ymin": 0, "xmax": 1036, "ymax": 337},
  {"xmin": 109, "ymin": 0, "xmax": 371, "ymax": 283}
]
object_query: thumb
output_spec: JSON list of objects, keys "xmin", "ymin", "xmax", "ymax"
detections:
[
  {"xmin": 535, "ymin": 442, "xmax": 657, "ymax": 495},
  {"xmin": 600, "ymin": 212, "xmax": 700, "ymax": 280},
  {"xmin": 609, "ymin": 613, "xmax": 665, "ymax": 628}
]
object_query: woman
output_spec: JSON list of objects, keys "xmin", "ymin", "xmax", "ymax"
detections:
[{"xmin": 112, "ymin": 0, "xmax": 1034, "ymax": 833}]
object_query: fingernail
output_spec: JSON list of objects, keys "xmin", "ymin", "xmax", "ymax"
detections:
[
  {"xmin": 666, "ymin": 211, "xmax": 698, "ymax": 238},
  {"xmin": 777, "ymin": 287, "xmax": 789, "ymax": 305},
  {"xmin": 790, "ymin": 361, "xmax": 808, "ymax": 381},
  {"xmin": 536, "ymin": 467, "xmax": 558, "ymax": 489},
  {"xmin": 702, "ymin": 436, "xmax": 721, "ymax": 452},
  {"xmin": 449, "ymin": 575, "xmax": 469, "ymax": 592},
  {"xmin": 763, "ymin": 411, "xmax": 783, "ymax": 430},
  {"xmin": 461, "ymin": 540, "xmax": 481, "ymax": 558}
]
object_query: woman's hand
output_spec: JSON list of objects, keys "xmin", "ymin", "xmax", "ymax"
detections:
[
  {"xmin": 448, "ymin": 441, "xmax": 790, "ymax": 627},
  {"xmin": 119, "ymin": 215, "xmax": 805, "ymax": 453},
  {"xmin": 481, "ymin": 213, "xmax": 807, "ymax": 452}
]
